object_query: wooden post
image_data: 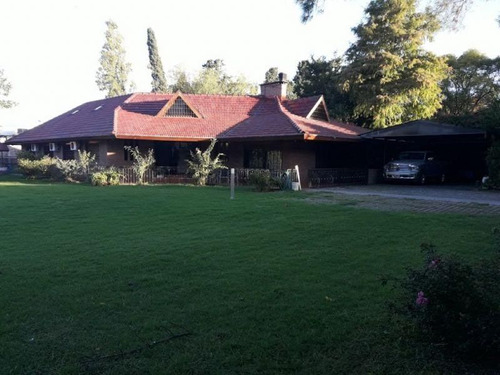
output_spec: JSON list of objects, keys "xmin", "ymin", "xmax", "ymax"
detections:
[{"xmin": 230, "ymin": 168, "xmax": 235, "ymax": 199}]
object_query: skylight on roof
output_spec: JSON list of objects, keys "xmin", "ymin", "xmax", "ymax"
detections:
[
  {"xmin": 71, "ymin": 109, "xmax": 79, "ymax": 115},
  {"xmin": 94, "ymin": 105, "xmax": 103, "ymax": 111}
]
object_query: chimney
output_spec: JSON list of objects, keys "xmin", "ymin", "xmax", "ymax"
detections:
[{"xmin": 260, "ymin": 72, "xmax": 288, "ymax": 99}]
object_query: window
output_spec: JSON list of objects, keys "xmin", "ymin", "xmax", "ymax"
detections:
[
  {"xmin": 166, "ymin": 98, "xmax": 197, "ymax": 117},
  {"xmin": 266, "ymin": 150, "xmax": 282, "ymax": 170},
  {"xmin": 244, "ymin": 149, "xmax": 282, "ymax": 170}
]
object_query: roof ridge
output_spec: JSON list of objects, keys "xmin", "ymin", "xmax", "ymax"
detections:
[
  {"xmin": 276, "ymin": 98, "xmax": 304, "ymax": 135},
  {"xmin": 131, "ymin": 92, "xmax": 260, "ymax": 99}
]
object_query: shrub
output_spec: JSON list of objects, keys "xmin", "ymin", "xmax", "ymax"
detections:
[
  {"xmin": 124, "ymin": 146, "xmax": 155, "ymax": 185},
  {"xmin": 90, "ymin": 171, "xmax": 108, "ymax": 186},
  {"xmin": 90, "ymin": 169, "xmax": 121, "ymax": 186},
  {"xmin": 55, "ymin": 150, "xmax": 97, "ymax": 182},
  {"xmin": 387, "ymin": 243, "xmax": 500, "ymax": 362},
  {"xmin": 249, "ymin": 171, "xmax": 283, "ymax": 192},
  {"xmin": 485, "ymin": 142, "xmax": 500, "ymax": 189},
  {"xmin": 55, "ymin": 159, "xmax": 82, "ymax": 182},
  {"xmin": 249, "ymin": 171, "xmax": 272, "ymax": 192},
  {"xmin": 16, "ymin": 150, "xmax": 39, "ymax": 161},
  {"xmin": 186, "ymin": 139, "xmax": 226, "ymax": 186},
  {"xmin": 17, "ymin": 157, "xmax": 56, "ymax": 179}
]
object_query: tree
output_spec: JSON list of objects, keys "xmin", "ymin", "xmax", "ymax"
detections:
[
  {"xmin": 123, "ymin": 146, "xmax": 155, "ymax": 185},
  {"xmin": 293, "ymin": 56, "xmax": 353, "ymax": 121},
  {"xmin": 96, "ymin": 20, "xmax": 133, "ymax": 98},
  {"xmin": 147, "ymin": 28, "xmax": 168, "ymax": 93},
  {"xmin": 169, "ymin": 66, "xmax": 194, "ymax": 93},
  {"xmin": 169, "ymin": 59, "xmax": 257, "ymax": 95},
  {"xmin": 296, "ymin": 0, "xmax": 487, "ymax": 29},
  {"xmin": 439, "ymin": 50, "xmax": 500, "ymax": 117},
  {"xmin": 186, "ymin": 139, "xmax": 227, "ymax": 186},
  {"xmin": 342, "ymin": 0, "xmax": 448, "ymax": 128},
  {"xmin": 264, "ymin": 67, "xmax": 279, "ymax": 83},
  {"xmin": 0, "ymin": 69, "xmax": 16, "ymax": 109}
]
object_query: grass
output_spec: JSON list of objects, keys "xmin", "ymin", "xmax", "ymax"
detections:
[{"xmin": 0, "ymin": 176, "xmax": 498, "ymax": 374}]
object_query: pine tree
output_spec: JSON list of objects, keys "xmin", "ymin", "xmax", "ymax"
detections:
[
  {"xmin": 95, "ymin": 20, "xmax": 133, "ymax": 98},
  {"xmin": 342, "ymin": 0, "xmax": 448, "ymax": 128},
  {"xmin": 147, "ymin": 28, "xmax": 168, "ymax": 93}
]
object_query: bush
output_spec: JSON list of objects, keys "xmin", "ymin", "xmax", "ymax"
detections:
[
  {"xmin": 249, "ymin": 171, "xmax": 283, "ymax": 192},
  {"xmin": 90, "ymin": 169, "xmax": 121, "ymax": 186},
  {"xmin": 123, "ymin": 146, "xmax": 155, "ymax": 185},
  {"xmin": 186, "ymin": 139, "xmax": 226, "ymax": 186},
  {"xmin": 55, "ymin": 159, "xmax": 83, "ymax": 182},
  {"xmin": 16, "ymin": 150, "xmax": 40, "ymax": 161},
  {"xmin": 17, "ymin": 157, "xmax": 56, "ymax": 179},
  {"xmin": 485, "ymin": 142, "xmax": 500, "ymax": 189},
  {"xmin": 387, "ymin": 243, "xmax": 500, "ymax": 362}
]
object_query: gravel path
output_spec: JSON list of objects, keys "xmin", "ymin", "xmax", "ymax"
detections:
[{"xmin": 306, "ymin": 184, "xmax": 500, "ymax": 215}]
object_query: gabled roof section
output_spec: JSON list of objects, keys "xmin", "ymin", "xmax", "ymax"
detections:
[
  {"xmin": 278, "ymin": 100, "xmax": 366, "ymax": 140},
  {"xmin": 156, "ymin": 92, "xmax": 203, "ymax": 119},
  {"xmin": 283, "ymin": 95, "xmax": 330, "ymax": 122},
  {"xmin": 362, "ymin": 120, "xmax": 486, "ymax": 138},
  {"xmin": 307, "ymin": 96, "xmax": 330, "ymax": 122}
]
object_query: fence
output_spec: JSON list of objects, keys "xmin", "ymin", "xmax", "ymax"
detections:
[
  {"xmin": 117, "ymin": 166, "xmax": 195, "ymax": 185},
  {"xmin": 116, "ymin": 166, "xmax": 299, "ymax": 187},
  {"xmin": 208, "ymin": 168, "xmax": 298, "ymax": 186},
  {"xmin": 108, "ymin": 166, "xmax": 368, "ymax": 188},
  {"xmin": 308, "ymin": 168, "xmax": 368, "ymax": 188},
  {"xmin": 0, "ymin": 156, "xmax": 18, "ymax": 172}
]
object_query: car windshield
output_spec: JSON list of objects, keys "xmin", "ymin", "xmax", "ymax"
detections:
[{"xmin": 399, "ymin": 152, "xmax": 425, "ymax": 160}]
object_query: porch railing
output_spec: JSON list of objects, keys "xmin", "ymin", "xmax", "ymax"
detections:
[
  {"xmin": 308, "ymin": 168, "xmax": 368, "ymax": 188},
  {"xmin": 208, "ymin": 168, "xmax": 298, "ymax": 186},
  {"xmin": 117, "ymin": 166, "xmax": 195, "ymax": 185},
  {"xmin": 114, "ymin": 166, "xmax": 368, "ymax": 188},
  {"xmin": 116, "ymin": 166, "xmax": 299, "ymax": 186}
]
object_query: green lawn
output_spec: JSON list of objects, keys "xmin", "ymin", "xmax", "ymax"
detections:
[{"xmin": 0, "ymin": 177, "xmax": 498, "ymax": 374}]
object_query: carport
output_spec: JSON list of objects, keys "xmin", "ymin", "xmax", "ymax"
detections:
[{"xmin": 362, "ymin": 120, "xmax": 488, "ymax": 182}]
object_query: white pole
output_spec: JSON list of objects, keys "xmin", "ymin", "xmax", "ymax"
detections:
[
  {"xmin": 230, "ymin": 168, "xmax": 235, "ymax": 199},
  {"xmin": 295, "ymin": 165, "xmax": 302, "ymax": 191}
]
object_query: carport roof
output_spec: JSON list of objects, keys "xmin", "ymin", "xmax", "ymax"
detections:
[{"xmin": 361, "ymin": 120, "xmax": 486, "ymax": 139}]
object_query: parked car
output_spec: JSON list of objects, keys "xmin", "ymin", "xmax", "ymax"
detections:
[{"xmin": 383, "ymin": 151, "xmax": 447, "ymax": 184}]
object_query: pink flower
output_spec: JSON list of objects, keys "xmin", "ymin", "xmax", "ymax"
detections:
[
  {"xmin": 428, "ymin": 259, "xmax": 440, "ymax": 269},
  {"xmin": 416, "ymin": 291, "xmax": 429, "ymax": 306}
]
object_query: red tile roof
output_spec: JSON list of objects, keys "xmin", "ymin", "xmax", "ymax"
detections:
[
  {"xmin": 282, "ymin": 95, "xmax": 322, "ymax": 118},
  {"xmin": 8, "ymin": 93, "xmax": 366, "ymax": 144},
  {"xmin": 8, "ymin": 95, "xmax": 132, "ymax": 143}
]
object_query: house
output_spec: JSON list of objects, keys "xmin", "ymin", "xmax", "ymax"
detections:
[{"xmin": 7, "ymin": 74, "xmax": 366, "ymax": 185}]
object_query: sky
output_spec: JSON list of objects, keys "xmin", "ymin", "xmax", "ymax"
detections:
[{"xmin": 1, "ymin": 0, "xmax": 499, "ymax": 133}]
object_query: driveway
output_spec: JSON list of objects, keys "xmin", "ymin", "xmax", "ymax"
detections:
[{"xmin": 306, "ymin": 184, "xmax": 500, "ymax": 215}]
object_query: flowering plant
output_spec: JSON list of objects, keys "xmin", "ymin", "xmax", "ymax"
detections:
[{"xmin": 385, "ymin": 243, "xmax": 500, "ymax": 362}]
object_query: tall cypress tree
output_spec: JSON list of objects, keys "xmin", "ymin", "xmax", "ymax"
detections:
[
  {"xmin": 95, "ymin": 20, "xmax": 133, "ymax": 98},
  {"xmin": 342, "ymin": 0, "xmax": 448, "ymax": 128},
  {"xmin": 147, "ymin": 28, "xmax": 168, "ymax": 93}
]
